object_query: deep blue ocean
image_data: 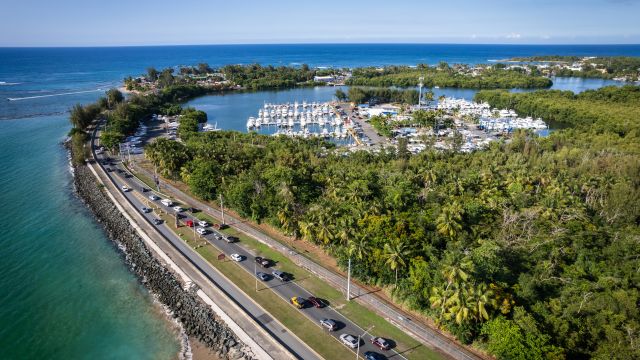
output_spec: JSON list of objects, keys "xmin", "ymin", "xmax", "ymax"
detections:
[{"xmin": 0, "ymin": 44, "xmax": 638, "ymax": 359}]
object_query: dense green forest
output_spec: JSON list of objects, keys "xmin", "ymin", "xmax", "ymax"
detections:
[
  {"xmin": 508, "ymin": 56, "xmax": 640, "ymax": 80},
  {"xmin": 143, "ymin": 85, "xmax": 640, "ymax": 359},
  {"xmin": 220, "ymin": 64, "xmax": 323, "ymax": 90},
  {"xmin": 347, "ymin": 64, "xmax": 553, "ymax": 89},
  {"xmin": 345, "ymin": 87, "xmax": 419, "ymax": 105}
]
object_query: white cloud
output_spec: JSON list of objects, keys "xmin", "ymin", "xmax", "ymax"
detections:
[{"xmin": 506, "ymin": 32, "xmax": 522, "ymax": 39}]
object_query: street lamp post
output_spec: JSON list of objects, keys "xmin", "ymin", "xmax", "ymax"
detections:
[
  {"xmin": 356, "ymin": 325, "xmax": 375, "ymax": 360},
  {"xmin": 347, "ymin": 257, "xmax": 351, "ymax": 301},
  {"xmin": 220, "ymin": 193, "xmax": 226, "ymax": 225}
]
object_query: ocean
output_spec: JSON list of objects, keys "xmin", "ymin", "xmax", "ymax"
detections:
[{"xmin": 0, "ymin": 44, "xmax": 638, "ymax": 359}]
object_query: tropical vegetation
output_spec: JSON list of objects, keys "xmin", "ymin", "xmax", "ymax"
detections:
[
  {"xmin": 142, "ymin": 85, "xmax": 640, "ymax": 359},
  {"xmin": 347, "ymin": 63, "xmax": 553, "ymax": 89}
]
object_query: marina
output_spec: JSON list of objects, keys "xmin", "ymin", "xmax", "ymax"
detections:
[{"xmin": 246, "ymin": 101, "xmax": 364, "ymax": 142}]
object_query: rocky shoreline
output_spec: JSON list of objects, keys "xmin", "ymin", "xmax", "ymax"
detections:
[{"xmin": 72, "ymin": 157, "xmax": 255, "ymax": 360}]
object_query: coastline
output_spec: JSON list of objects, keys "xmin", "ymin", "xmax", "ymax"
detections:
[{"xmin": 68, "ymin": 140, "xmax": 254, "ymax": 360}]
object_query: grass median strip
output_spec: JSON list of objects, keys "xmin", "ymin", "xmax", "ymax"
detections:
[
  {"xmin": 131, "ymin": 168, "xmax": 443, "ymax": 359},
  {"xmin": 189, "ymin": 212, "xmax": 443, "ymax": 359},
  {"xmin": 153, "ymin": 211, "xmax": 355, "ymax": 360}
]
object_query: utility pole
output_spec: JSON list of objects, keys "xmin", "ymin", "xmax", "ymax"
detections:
[
  {"xmin": 219, "ymin": 193, "xmax": 226, "ymax": 225},
  {"xmin": 255, "ymin": 261, "xmax": 258, "ymax": 292},
  {"xmin": 418, "ymin": 76, "xmax": 424, "ymax": 108},
  {"xmin": 356, "ymin": 325, "xmax": 375, "ymax": 360},
  {"xmin": 347, "ymin": 257, "xmax": 351, "ymax": 301},
  {"xmin": 154, "ymin": 165, "xmax": 160, "ymax": 192}
]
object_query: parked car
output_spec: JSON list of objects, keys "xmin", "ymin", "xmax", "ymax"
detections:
[
  {"xmin": 161, "ymin": 199, "xmax": 173, "ymax": 207},
  {"xmin": 339, "ymin": 334, "xmax": 359, "ymax": 349},
  {"xmin": 196, "ymin": 227, "xmax": 207, "ymax": 235},
  {"xmin": 230, "ymin": 253, "xmax": 244, "ymax": 262},
  {"xmin": 364, "ymin": 351, "xmax": 385, "ymax": 360},
  {"xmin": 319, "ymin": 318, "xmax": 337, "ymax": 331},
  {"xmin": 106, "ymin": 167, "xmax": 113, "ymax": 172},
  {"xmin": 172, "ymin": 206, "xmax": 184, "ymax": 212},
  {"xmin": 185, "ymin": 220, "xmax": 194, "ymax": 227},
  {"xmin": 141, "ymin": 207, "xmax": 152, "ymax": 213},
  {"xmin": 148, "ymin": 195, "xmax": 159, "ymax": 201},
  {"xmin": 272, "ymin": 270, "xmax": 289, "ymax": 282},
  {"xmin": 290, "ymin": 296, "xmax": 306, "ymax": 309},
  {"xmin": 371, "ymin": 337, "xmax": 391, "ymax": 351},
  {"xmin": 198, "ymin": 220, "xmax": 209, "ymax": 227},
  {"xmin": 256, "ymin": 272, "xmax": 269, "ymax": 281},
  {"xmin": 307, "ymin": 296, "xmax": 323, "ymax": 308},
  {"xmin": 140, "ymin": 187, "xmax": 148, "ymax": 192},
  {"xmin": 152, "ymin": 218, "xmax": 163, "ymax": 225},
  {"xmin": 254, "ymin": 256, "xmax": 271, "ymax": 267},
  {"xmin": 121, "ymin": 185, "xmax": 130, "ymax": 192}
]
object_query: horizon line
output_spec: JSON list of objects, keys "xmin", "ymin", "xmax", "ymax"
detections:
[{"xmin": 2, "ymin": 42, "xmax": 640, "ymax": 49}]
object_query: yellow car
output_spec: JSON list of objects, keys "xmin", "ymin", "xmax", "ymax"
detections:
[{"xmin": 290, "ymin": 296, "xmax": 306, "ymax": 309}]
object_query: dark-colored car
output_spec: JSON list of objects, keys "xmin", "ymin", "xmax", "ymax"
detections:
[
  {"xmin": 254, "ymin": 256, "xmax": 271, "ymax": 268},
  {"xmin": 307, "ymin": 296, "xmax": 323, "ymax": 308},
  {"xmin": 371, "ymin": 337, "xmax": 391, "ymax": 351},
  {"xmin": 106, "ymin": 167, "xmax": 113, "ymax": 172},
  {"xmin": 364, "ymin": 351, "xmax": 385, "ymax": 360},
  {"xmin": 256, "ymin": 272, "xmax": 270, "ymax": 281},
  {"xmin": 224, "ymin": 236, "xmax": 238, "ymax": 243},
  {"xmin": 140, "ymin": 187, "xmax": 148, "ymax": 192},
  {"xmin": 152, "ymin": 218, "xmax": 163, "ymax": 225}
]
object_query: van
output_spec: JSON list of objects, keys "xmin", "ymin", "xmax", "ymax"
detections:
[{"xmin": 161, "ymin": 199, "xmax": 173, "ymax": 207}]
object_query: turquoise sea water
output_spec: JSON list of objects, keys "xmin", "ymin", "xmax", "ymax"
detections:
[
  {"xmin": 0, "ymin": 115, "xmax": 180, "ymax": 359},
  {"xmin": 0, "ymin": 44, "xmax": 638, "ymax": 359}
]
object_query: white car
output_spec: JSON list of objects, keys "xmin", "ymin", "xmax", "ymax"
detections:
[
  {"xmin": 173, "ymin": 206, "xmax": 184, "ymax": 212},
  {"xmin": 339, "ymin": 334, "xmax": 359, "ymax": 349},
  {"xmin": 161, "ymin": 199, "xmax": 173, "ymax": 207},
  {"xmin": 148, "ymin": 195, "xmax": 159, "ymax": 201},
  {"xmin": 196, "ymin": 227, "xmax": 207, "ymax": 235},
  {"xmin": 230, "ymin": 253, "xmax": 244, "ymax": 262},
  {"xmin": 121, "ymin": 185, "xmax": 130, "ymax": 192},
  {"xmin": 141, "ymin": 207, "xmax": 152, "ymax": 213},
  {"xmin": 198, "ymin": 220, "xmax": 209, "ymax": 227}
]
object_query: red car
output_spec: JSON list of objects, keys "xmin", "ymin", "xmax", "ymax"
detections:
[
  {"xmin": 307, "ymin": 296, "xmax": 324, "ymax": 308},
  {"xmin": 371, "ymin": 337, "xmax": 390, "ymax": 351}
]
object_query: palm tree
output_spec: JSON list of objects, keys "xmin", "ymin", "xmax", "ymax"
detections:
[
  {"xmin": 467, "ymin": 283, "xmax": 497, "ymax": 322},
  {"xmin": 348, "ymin": 236, "xmax": 369, "ymax": 261},
  {"xmin": 382, "ymin": 240, "xmax": 412, "ymax": 287},
  {"xmin": 436, "ymin": 201, "xmax": 464, "ymax": 240}
]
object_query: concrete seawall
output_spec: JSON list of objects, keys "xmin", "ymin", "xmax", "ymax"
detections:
[{"xmin": 72, "ymin": 159, "xmax": 256, "ymax": 360}]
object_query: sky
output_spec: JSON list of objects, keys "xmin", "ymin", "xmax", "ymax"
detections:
[{"xmin": 1, "ymin": 0, "xmax": 639, "ymax": 46}]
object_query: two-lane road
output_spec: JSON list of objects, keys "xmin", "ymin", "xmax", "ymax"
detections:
[{"xmin": 97, "ymin": 146, "xmax": 406, "ymax": 359}]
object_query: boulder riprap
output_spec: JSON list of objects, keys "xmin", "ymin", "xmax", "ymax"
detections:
[{"xmin": 73, "ymin": 160, "xmax": 256, "ymax": 360}]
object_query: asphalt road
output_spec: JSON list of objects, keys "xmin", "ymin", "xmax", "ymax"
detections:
[
  {"xmin": 95, "ymin": 132, "xmax": 405, "ymax": 360},
  {"xmin": 93, "ymin": 133, "xmax": 318, "ymax": 360}
]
